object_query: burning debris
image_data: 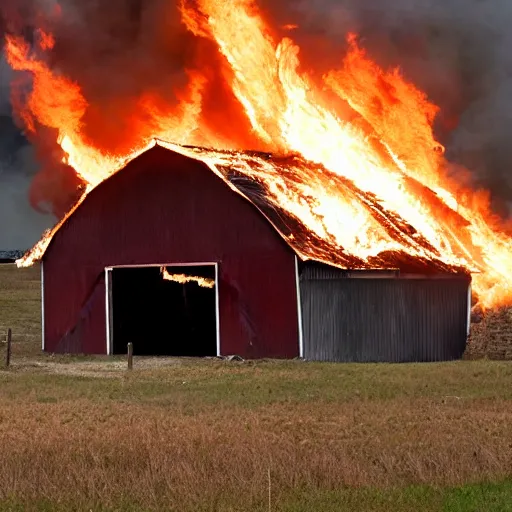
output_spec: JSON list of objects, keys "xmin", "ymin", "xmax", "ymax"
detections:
[
  {"xmin": 3, "ymin": 0, "xmax": 512, "ymax": 309},
  {"xmin": 160, "ymin": 266, "xmax": 215, "ymax": 289}
]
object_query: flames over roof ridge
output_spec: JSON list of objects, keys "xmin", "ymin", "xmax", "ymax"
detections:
[
  {"xmin": 17, "ymin": 139, "xmax": 470, "ymax": 276},
  {"xmin": 6, "ymin": 2, "xmax": 512, "ymax": 309}
]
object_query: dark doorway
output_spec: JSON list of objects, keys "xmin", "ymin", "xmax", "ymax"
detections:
[{"xmin": 111, "ymin": 265, "xmax": 217, "ymax": 356}]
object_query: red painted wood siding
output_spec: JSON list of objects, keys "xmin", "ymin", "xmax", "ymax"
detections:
[{"xmin": 42, "ymin": 146, "xmax": 299, "ymax": 358}]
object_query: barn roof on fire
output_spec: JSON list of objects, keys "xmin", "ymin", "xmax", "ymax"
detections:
[{"xmin": 18, "ymin": 140, "xmax": 469, "ymax": 275}]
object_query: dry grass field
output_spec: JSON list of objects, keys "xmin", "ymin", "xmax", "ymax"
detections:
[
  {"xmin": 0, "ymin": 263, "xmax": 41, "ymax": 358},
  {"xmin": 0, "ymin": 263, "xmax": 512, "ymax": 511}
]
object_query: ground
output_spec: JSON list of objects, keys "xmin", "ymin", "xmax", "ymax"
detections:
[{"xmin": 0, "ymin": 263, "xmax": 512, "ymax": 511}]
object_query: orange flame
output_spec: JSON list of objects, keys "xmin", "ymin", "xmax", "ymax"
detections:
[
  {"xmin": 161, "ymin": 267, "xmax": 215, "ymax": 288},
  {"xmin": 36, "ymin": 30, "xmax": 55, "ymax": 51},
  {"xmin": 6, "ymin": 0, "xmax": 512, "ymax": 308},
  {"xmin": 5, "ymin": 34, "xmax": 86, "ymax": 136}
]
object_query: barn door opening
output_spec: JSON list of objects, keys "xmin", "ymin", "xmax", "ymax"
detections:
[{"xmin": 108, "ymin": 264, "xmax": 218, "ymax": 356}]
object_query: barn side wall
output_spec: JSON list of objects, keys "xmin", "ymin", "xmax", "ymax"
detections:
[
  {"xmin": 42, "ymin": 146, "xmax": 299, "ymax": 358},
  {"xmin": 300, "ymin": 263, "xmax": 470, "ymax": 362}
]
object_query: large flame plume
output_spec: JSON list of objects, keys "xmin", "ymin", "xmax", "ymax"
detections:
[{"xmin": 3, "ymin": 0, "xmax": 512, "ymax": 308}]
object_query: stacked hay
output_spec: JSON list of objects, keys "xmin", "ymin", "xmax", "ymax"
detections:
[{"xmin": 465, "ymin": 307, "xmax": 512, "ymax": 360}]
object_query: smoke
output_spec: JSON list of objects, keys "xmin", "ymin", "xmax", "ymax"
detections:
[
  {"xmin": 1, "ymin": 0, "xmax": 512, "ymax": 240},
  {"xmin": 0, "ymin": 148, "xmax": 54, "ymax": 250}
]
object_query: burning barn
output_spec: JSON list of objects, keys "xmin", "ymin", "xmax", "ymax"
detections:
[
  {"xmin": 25, "ymin": 142, "xmax": 471, "ymax": 362},
  {"xmin": 8, "ymin": 1, "xmax": 512, "ymax": 362}
]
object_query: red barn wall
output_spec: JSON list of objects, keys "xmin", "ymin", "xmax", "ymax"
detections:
[{"xmin": 42, "ymin": 146, "xmax": 299, "ymax": 358}]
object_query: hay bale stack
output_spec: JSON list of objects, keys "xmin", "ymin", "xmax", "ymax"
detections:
[{"xmin": 465, "ymin": 307, "xmax": 512, "ymax": 360}]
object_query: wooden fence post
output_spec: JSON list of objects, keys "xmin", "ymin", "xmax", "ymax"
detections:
[
  {"xmin": 6, "ymin": 328, "xmax": 12, "ymax": 368},
  {"xmin": 127, "ymin": 342, "xmax": 133, "ymax": 370}
]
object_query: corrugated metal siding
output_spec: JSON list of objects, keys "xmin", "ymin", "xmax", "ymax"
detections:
[
  {"xmin": 300, "ymin": 264, "xmax": 469, "ymax": 362},
  {"xmin": 302, "ymin": 263, "xmax": 400, "ymax": 280},
  {"xmin": 43, "ymin": 146, "xmax": 299, "ymax": 358}
]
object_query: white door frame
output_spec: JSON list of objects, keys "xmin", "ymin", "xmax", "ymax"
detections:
[
  {"xmin": 104, "ymin": 262, "xmax": 220, "ymax": 356},
  {"xmin": 294, "ymin": 256, "xmax": 304, "ymax": 358}
]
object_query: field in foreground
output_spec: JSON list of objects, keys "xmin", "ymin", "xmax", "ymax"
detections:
[
  {"xmin": 1, "ymin": 264, "xmax": 512, "ymax": 511},
  {"xmin": 0, "ymin": 359, "xmax": 512, "ymax": 511}
]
